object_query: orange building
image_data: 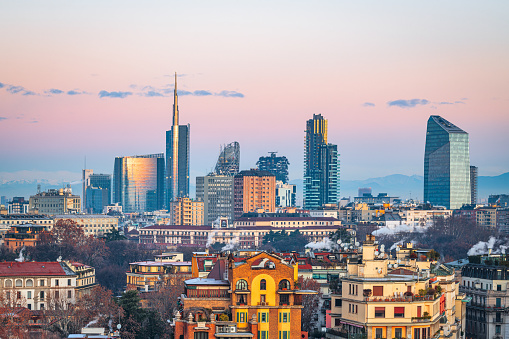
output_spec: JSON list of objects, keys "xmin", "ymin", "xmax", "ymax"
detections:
[
  {"xmin": 175, "ymin": 251, "xmax": 316, "ymax": 339},
  {"xmin": 3, "ymin": 224, "xmax": 49, "ymax": 251},
  {"xmin": 234, "ymin": 170, "xmax": 276, "ymax": 219}
]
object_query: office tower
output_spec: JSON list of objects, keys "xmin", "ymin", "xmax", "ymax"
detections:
[
  {"xmin": 0, "ymin": 196, "xmax": 7, "ymax": 206},
  {"xmin": 214, "ymin": 141, "xmax": 240, "ymax": 176},
  {"xmin": 166, "ymin": 73, "xmax": 190, "ymax": 207},
  {"xmin": 82, "ymin": 169, "xmax": 93, "ymax": 210},
  {"xmin": 470, "ymin": 166, "xmax": 478, "ymax": 205},
  {"xmin": 275, "ymin": 181, "xmax": 296, "ymax": 207},
  {"xmin": 233, "ymin": 169, "xmax": 276, "ymax": 219},
  {"xmin": 83, "ymin": 173, "xmax": 112, "ymax": 213},
  {"xmin": 169, "ymin": 197, "xmax": 204, "ymax": 225},
  {"xmin": 196, "ymin": 174, "xmax": 234, "ymax": 225},
  {"xmin": 358, "ymin": 187, "xmax": 372, "ymax": 197},
  {"xmin": 113, "ymin": 154, "xmax": 165, "ymax": 213},
  {"xmin": 304, "ymin": 114, "xmax": 340, "ymax": 209},
  {"xmin": 256, "ymin": 152, "xmax": 290, "ymax": 183},
  {"xmin": 424, "ymin": 116, "xmax": 471, "ymax": 209}
]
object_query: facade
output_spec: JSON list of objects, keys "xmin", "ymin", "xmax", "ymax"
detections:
[
  {"xmin": 354, "ymin": 193, "xmax": 399, "ymax": 205},
  {"xmin": 330, "ymin": 236, "xmax": 465, "ymax": 339},
  {"xmin": 7, "ymin": 197, "xmax": 29, "ymax": 214},
  {"xmin": 460, "ymin": 255, "xmax": 509, "ymax": 339},
  {"xmin": 0, "ymin": 214, "xmax": 53, "ymax": 228},
  {"xmin": 475, "ymin": 207, "xmax": 497, "ymax": 229},
  {"xmin": 257, "ymin": 152, "xmax": 290, "ymax": 183},
  {"xmin": 3, "ymin": 224, "xmax": 50, "ymax": 251},
  {"xmin": 175, "ymin": 251, "xmax": 315, "ymax": 339},
  {"xmin": 196, "ymin": 174, "xmax": 234, "ymax": 224},
  {"xmin": 169, "ymin": 197, "xmax": 205, "ymax": 226},
  {"xmin": 497, "ymin": 208, "xmax": 509, "ymax": 234},
  {"xmin": 82, "ymin": 169, "xmax": 93, "ymax": 211},
  {"xmin": 67, "ymin": 262, "xmax": 97, "ymax": 298},
  {"xmin": 29, "ymin": 188, "xmax": 81, "ymax": 215},
  {"xmin": 83, "ymin": 173, "xmax": 112, "ymax": 213},
  {"xmin": 304, "ymin": 114, "xmax": 340, "ymax": 210},
  {"xmin": 275, "ymin": 181, "xmax": 297, "ymax": 208},
  {"xmin": 166, "ymin": 73, "xmax": 190, "ymax": 207},
  {"xmin": 53, "ymin": 215, "xmax": 118, "ymax": 237},
  {"xmin": 424, "ymin": 115, "xmax": 471, "ymax": 209},
  {"xmin": 0, "ymin": 261, "xmax": 79, "ymax": 311},
  {"xmin": 400, "ymin": 209, "xmax": 452, "ymax": 226},
  {"xmin": 489, "ymin": 194, "xmax": 509, "ymax": 208},
  {"xmin": 234, "ymin": 170, "xmax": 276, "ymax": 219},
  {"xmin": 113, "ymin": 153, "xmax": 165, "ymax": 213},
  {"xmin": 470, "ymin": 166, "xmax": 478, "ymax": 205},
  {"xmin": 215, "ymin": 141, "xmax": 240, "ymax": 176}
]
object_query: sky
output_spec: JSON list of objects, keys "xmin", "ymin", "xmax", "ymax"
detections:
[{"xmin": 1, "ymin": 1, "xmax": 508, "ymax": 191}]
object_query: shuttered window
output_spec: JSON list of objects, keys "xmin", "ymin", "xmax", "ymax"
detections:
[
  {"xmin": 394, "ymin": 307, "xmax": 405, "ymax": 318},
  {"xmin": 373, "ymin": 286, "xmax": 383, "ymax": 296}
]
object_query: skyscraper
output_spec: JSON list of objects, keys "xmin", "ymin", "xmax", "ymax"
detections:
[
  {"xmin": 470, "ymin": 165, "xmax": 478, "ymax": 205},
  {"xmin": 113, "ymin": 154, "xmax": 165, "ymax": 213},
  {"xmin": 196, "ymin": 174, "xmax": 234, "ymax": 224},
  {"xmin": 214, "ymin": 141, "xmax": 240, "ymax": 176},
  {"xmin": 233, "ymin": 170, "xmax": 276, "ymax": 219},
  {"xmin": 304, "ymin": 114, "xmax": 340, "ymax": 209},
  {"xmin": 256, "ymin": 152, "xmax": 290, "ymax": 183},
  {"xmin": 424, "ymin": 116, "xmax": 471, "ymax": 209},
  {"xmin": 166, "ymin": 73, "xmax": 190, "ymax": 207}
]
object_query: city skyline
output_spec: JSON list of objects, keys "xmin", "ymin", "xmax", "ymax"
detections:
[{"xmin": 0, "ymin": 1, "xmax": 508, "ymax": 190}]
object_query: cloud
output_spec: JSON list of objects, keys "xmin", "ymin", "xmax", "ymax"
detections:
[
  {"xmin": 143, "ymin": 91, "xmax": 164, "ymax": 97},
  {"xmin": 193, "ymin": 90, "xmax": 212, "ymax": 96},
  {"xmin": 438, "ymin": 101, "xmax": 453, "ymax": 105},
  {"xmin": 22, "ymin": 91, "xmax": 36, "ymax": 96},
  {"xmin": 0, "ymin": 117, "xmax": 7, "ymax": 121},
  {"xmin": 454, "ymin": 101, "xmax": 465, "ymax": 104},
  {"xmin": 6, "ymin": 85, "xmax": 25, "ymax": 94},
  {"xmin": 363, "ymin": 102, "xmax": 375, "ymax": 107},
  {"xmin": 67, "ymin": 90, "xmax": 82, "ymax": 95},
  {"xmin": 47, "ymin": 89, "xmax": 64, "ymax": 94},
  {"xmin": 216, "ymin": 90, "xmax": 244, "ymax": 98},
  {"xmin": 387, "ymin": 98, "xmax": 429, "ymax": 108},
  {"xmin": 98, "ymin": 90, "xmax": 132, "ymax": 98},
  {"xmin": 0, "ymin": 82, "xmax": 5, "ymax": 88},
  {"xmin": 177, "ymin": 90, "xmax": 193, "ymax": 96}
]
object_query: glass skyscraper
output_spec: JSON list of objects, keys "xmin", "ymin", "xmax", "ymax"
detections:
[
  {"xmin": 424, "ymin": 115, "xmax": 471, "ymax": 209},
  {"xmin": 166, "ymin": 73, "xmax": 190, "ymax": 207},
  {"xmin": 304, "ymin": 114, "xmax": 340, "ymax": 209},
  {"xmin": 113, "ymin": 154, "xmax": 165, "ymax": 213}
]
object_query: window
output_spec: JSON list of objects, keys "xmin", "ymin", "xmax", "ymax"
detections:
[
  {"xmin": 5, "ymin": 280, "xmax": 12, "ymax": 288},
  {"xmin": 259, "ymin": 331, "xmax": 268, "ymax": 339},
  {"xmin": 236, "ymin": 311, "xmax": 247, "ymax": 323},
  {"xmin": 496, "ymin": 298, "xmax": 501, "ymax": 307},
  {"xmin": 279, "ymin": 280, "xmax": 290, "ymax": 290},
  {"xmin": 15, "ymin": 279, "xmax": 22, "ymax": 287},
  {"xmin": 280, "ymin": 294, "xmax": 289, "ymax": 305},
  {"xmin": 17, "ymin": 291, "xmax": 21, "ymax": 299},
  {"xmin": 55, "ymin": 279, "xmax": 59, "ymax": 286},
  {"xmin": 40, "ymin": 303, "xmax": 45, "ymax": 310},
  {"xmin": 394, "ymin": 307, "xmax": 405, "ymax": 318},
  {"xmin": 279, "ymin": 312, "xmax": 289, "ymax": 323},
  {"xmin": 40, "ymin": 291, "xmax": 45, "ymax": 300},
  {"xmin": 27, "ymin": 291, "xmax": 32, "ymax": 299},
  {"xmin": 375, "ymin": 328, "xmax": 383, "ymax": 339},
  {"xmin": 68, "ymin": 291, "xmax": 72, "ymax": 299},
  {"xmin": 68, "ymin": 279, "xmax": 71, "ymax": 286},
  {"xmin": 260, "ymin": 279, "xmax": 266, "ymax": 290},
  {"xmin": 258, "ymin": 312, "xmax": 268, "ymax": 323},
  {"xmin": 497, "ymin": 284, "xmax": 502, "ymax": 291},
  {"xmin": 236, "ymin": 279, "xmax": 248, "ymax": 291},
  {"xmin": 375, "ymin": 307, "xmax": 385, "ymax": 318},
  {"xmin": 260, "ymin": 294, "xmax": 266, "ymax": 304},
  {"xmin": 373, "ymin": 286, "xmax": 383, "ymax": 296},
  {"xmin": 335, "ymin": 299, "xmax": 342, "ymax": 307},
  {"xmin": 394, "ymin": 328, "xmax": 402, "ymax": 339},
  {"xmin": 27, "ymin": 304, "xmax": 31, "ymax": 310},
  {"xmin": 40, "ymin": 280, "xmax": 45, "ymax": 287},
  {"xmin": 194, "ymin": 332, "xmax": 208, "ymax": 339},
  {"xmin": 422, "ymin": 328, "xmax": 427, "ymax": 339},
  {"xmin": 413, "ymin": 328, "xmax": 421, "ymax": 339},
  {"xmin": 26, "ymin": 280, "xmax": 33, "ymax": 287},
  {"xmin": 279, "ymin": 331, "xmax": 289, "ymax": 339},
  {"xmin": 496, "ymin": 325, "xmax": 501, "ymax": 334},
  {"xmin": 55, "ymin": 291, "xmax": 59, "ymax": 299}
]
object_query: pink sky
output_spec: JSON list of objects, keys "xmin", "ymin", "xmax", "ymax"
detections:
[{"xmin": 1, "ymin": 1, "xmax": 508, "ymax": 187}]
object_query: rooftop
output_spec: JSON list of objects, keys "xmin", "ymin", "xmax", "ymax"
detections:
[
  {"xmin": 185, "ymin": 278, "xmax": 230, "ymax": 286},
  {"xmin": 0, "ymin": 262, "xmax": 77, "ymax": 277}
]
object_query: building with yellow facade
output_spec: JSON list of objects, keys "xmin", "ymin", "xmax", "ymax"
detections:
[{"xmin": 169, "ymin": 197, "xmax": 204, "ymax": 226}]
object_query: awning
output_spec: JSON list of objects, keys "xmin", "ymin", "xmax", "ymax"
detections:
[{"xmin": 340, "ymin": 321, "xmax": 364, "ymax": 328}]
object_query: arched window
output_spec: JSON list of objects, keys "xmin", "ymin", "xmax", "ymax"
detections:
[
  {"xmin": 279, "ymin": 279, "xmax": 290, "ymax": 290},
  {"xmin": 26, "ymin": 280, "xmax": 33, "ymax": 287},
  {"xmin": 260, "ymin": 279, "xmax": 266, "ymax": 290},
  {"xmin": 236, "ymin": 279, "xmax": 248, "ymax": 291},
  {"xmin": 15, "ymin": 279, "xmax": 22, "ymax": 287},
  {"xmin": 5, "ymin": 280, "xmax": 12, "ymax": 288}
]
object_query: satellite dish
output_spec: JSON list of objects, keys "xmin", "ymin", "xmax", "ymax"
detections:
[
  {"xmin": 377, "ymin": 268, "xmax": 382, "ymax": 274},
  {"xmin": 117, "ymin": 324, "xmax": 122, "ymax": 330},
  {"xmin": 396, "ymin": 247, "xmax": 400, "ymax": 252},
  {"xmin": 388, "ymin": 264, "xmax": 393, "ymax": 268},
  {"xmin": 374, "ymin": 250, "xmax": 379, "ymax": 256},
  {"xmin": 394, "ymin": 264, "xmax": 398, "ymax": 268}
]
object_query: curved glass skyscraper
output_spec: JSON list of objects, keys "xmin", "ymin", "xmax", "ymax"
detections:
[{"xmin": 424, "ymin": 115, "xmax": 470, "ymax": 209}]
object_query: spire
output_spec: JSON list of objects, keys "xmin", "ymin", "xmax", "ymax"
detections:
[{"xmin": 173, "ymin": 72, "xmax": 179, "ymax": 126}]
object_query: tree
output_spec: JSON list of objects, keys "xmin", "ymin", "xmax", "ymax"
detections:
[
  {"xmin": 329, "ymin": 228, "xmax": 352, "ymax": 246},
  {"xmin": 262, "ymin": 230, "xmax": 309, "ymax": 252},
  {"xmin": 102, "ymin": 229, "xmax": 126, "ymax": 242},
  {"xmin": 298, "ymin": 276, "xmax": 322, "ymax": 333}
]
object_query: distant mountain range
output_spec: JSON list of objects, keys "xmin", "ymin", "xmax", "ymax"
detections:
[
  {"xmin": 290, "ymin": 172, "xmax": 509, "ymax": 203},
  {"xmin": 1, "ymin": 172, "xmax": 507, "ymax": 204}
]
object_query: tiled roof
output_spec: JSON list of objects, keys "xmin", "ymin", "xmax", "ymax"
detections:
[
  {"xmin": 142, "ymin": 225, "xmax": 212, "ymax": 230},
  {"xmin": 235, "ymin": 217, "xmax": 339, "ymax": 222},
  {"xmin": 0, "ymin": 262, "xmax": 77, "ymax": 277}
]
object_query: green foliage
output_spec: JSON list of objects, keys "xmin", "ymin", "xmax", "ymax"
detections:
[
  {"xmin": 262, "ymin": 230, "xmax": 309, "ymax": 252},
  {"xmin": 329, "ymin": 228, "xmax": 352, "ymax": 245},
  {"xmin": 218, "ymin": 314, "xmax": 229, "ymax": 321},
  {"xmin": 102, "ymin": 229, "xmax": 126, "ymax": 242},
  {"xmin": 427, "ymin": 249, "xmax": 440, "ymax": 261}
]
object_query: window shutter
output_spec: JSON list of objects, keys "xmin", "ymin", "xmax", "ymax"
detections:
[{"xmin": 373, "ymin": 286, "xmax": 383, "ymax": 296}]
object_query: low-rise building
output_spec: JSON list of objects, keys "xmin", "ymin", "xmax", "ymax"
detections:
[
  {"xmin": 7, "ymin": 197, "xmax": 30, "ymax": 214},
  {"xmin": 29, "ymin": 188, "xmax": 81, "ymax": 215},
  {"xmin": 53, "ymin": 215, "xmax": 118, "ymax": 237},
  {"xmin": 3, "ymin": 224, "xmax": 50, "ymax": 251},
  {"xmin": 401, "ymin": 209, "xmax": 452, "ymax": 226}
]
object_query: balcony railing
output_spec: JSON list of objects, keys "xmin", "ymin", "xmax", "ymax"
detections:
[{"xmin": 366, "ymin": 294, "xmax": 439, "ymax": 303}]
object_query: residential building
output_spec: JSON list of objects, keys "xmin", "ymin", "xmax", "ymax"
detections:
[
  {"xmin": 0, "ymin": 261, "xmax": 79, "ymax": 311},
  {"xmin": 354, "ymin": 193, "xmax": 399, "ymax": 205},
  {"xmin": 460, "ymin": 255, "xmax": 509, "ymax": 339},
  {"xmin": 234, "ymin": 170, "xmax": 276, "ymax": 219},
  {"xmin": 196, "ymin": 174, "xmax": 234, "ymax": 225},
  {"xmin": 475, "ymin": 207, "xmax": 497, "ymax": 229},
  {"xmin": 67, "ymin": 262, "xmax": 97, "ymax": 298},
  {"xmin": 113, "ymin": 153, "xmax": 165, "ymax": 213},
  {"xmin": 275, "ymin": 181, "xmax": 296, "ymax": 208},
  {"xmin": 166, "ymin": 72, "xmax": 190, "ymax": 207},
  {"xmin": 470, "ymin": 166, "xmax": 478, "ymax": 205},
  {"xmin": 53, "ymin": 215, "xmax": 118, "ymax": 237},
  {"xmin": 7, "ymin": 197, "xmax": 29, "ymax": 214},
  {"xmin": 29, "ymin": 187, "xmax": 81, "ymax": 215},
  {"xmin": 169, "ymin": 197, "xmax": 205, "ymax": 226},
  {"xmin": 257, "ymin": 152, "xmax": 290, "ymax": 183},
  {"xmin": 0, "ymin": 214, "xmax": 53, "ymax": 228},
  {"xmin": 330, "ymin": 235, "xmax": 465, "ymax": 339},
  {"xmin": 424, "ymin": 115, "xmax": 471, "ymax": 209},
  {"xmin": 3, "ymin": 224, "xmax": 50, "ymax": 251},
  {"xmin": 214, "ymin": 141, "xmax": 240, "ymax": 176},
  {"xmin": 304, "ymin": 114, "xmax": 340, "ymax": 209},
  {"xmin": 174, "ymin": 251, "xmax": 316, "ymax": 339},
  {"xmin": 400, "ymin": 209, "xmax": 452, "ymax": 226},
  {"xmin": 497, "ymin": 208, "xmax": 509, "ymax": 234}
]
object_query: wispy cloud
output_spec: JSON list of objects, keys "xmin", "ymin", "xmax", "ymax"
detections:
[
  {"xmin": 0, "ymin": 117, "xmax": 7, "ymax": 121},
  {"xmin": 6, "ymin": 85, "xmax": 25, "ymax": 94},
  {"xmin": 67, "ymin": 90, "xmax": 83, "ymax": 95},
  {"xmin": 216, "ymin": 90, "xmax": 244, "ymax": 98},
  {"xmin": 47, "ymin": 89, "xmax": 64, "ymax": 94},
  {"xmin": 387, "ymin": 99, "xmax": 429, "ymax": 108},
  {"xmin": 98, "ymin": 90, "xmax": 132, "ymax": 99},
  {"xmin": 0, "ymin": 83, "xmax": 5, "ymax": 89},
  {"xmin": 363, "ymin": 102, "xmax": 375, "ymax": 107},
  {"xmin": 143, "ymin": 91, "xmax": 164, "ymax": 97},
  {"xmin": 22, "ymin": 91, "xmax": 36, "ymax": 96}
]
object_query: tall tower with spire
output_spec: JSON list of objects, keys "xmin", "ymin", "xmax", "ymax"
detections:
[{"xmin": 166, "ymin": 72, "xmax": 190, "ymax": 207}]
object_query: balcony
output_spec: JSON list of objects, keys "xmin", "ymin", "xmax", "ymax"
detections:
[
  {"xmin": 365, "ymin": 294, "xmax": 440, "ymax": 303},
  {"xmin": 492, "ymin": 317, "xmax": 504, "ymax": 323}
]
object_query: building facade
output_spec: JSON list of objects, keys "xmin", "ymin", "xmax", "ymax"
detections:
[
  {"xmin": 113, "ymin": 153, "xmax": 165, "ymax": 213},
  {"xmin": 169, "ymin": 197, "xmax": 205, "ymax": 226},
  {"xmin": 215, "ymin": 141, "xmax": 240, "ymax": 176},
  {"xmin": 196, "ymin": 174, "xmax": 234, "ymax": 225},
  {"xmin": 424, "ymin": 116, "xmax": 471, "ymax": 209},
  {"xmin": 234, "ymin": 170, "xmax": 276, "ymax": 219},
  {"xmin": 7, "ymin": 197, "xmax": 29, "ymax": 214},
  {"xmin": 166, "ymin": 73, "xmax": 190, "ymax": 207},
  {"xmin": 257, "ymin": 152, "xmax": 290, "ymax": 184},
  {"xmin": 304, "ymin": 114, "xmax": 340, "ymax": 210},
  {"xmin": 470, "ymin": 166, "xmax": 478, "ymax": 205},
  {"xmin": 275, "ymin": 181, "xmax": 296, "ymax": 208},
  {"xmin": 29, "ymin": 188, "xmax": 81, "ymax": 215},
  {"xmin": 53, "ymin": 215, "xmax": 118, "ymax": 237}
]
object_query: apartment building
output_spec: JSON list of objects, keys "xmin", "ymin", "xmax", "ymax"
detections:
[
  {"xmin": 53, "ymin": 215, "xmax": 118, "ymax": 237},
  {"xmin": 169, "ymin": 197, "xmax": 205, "ymax": 226}
]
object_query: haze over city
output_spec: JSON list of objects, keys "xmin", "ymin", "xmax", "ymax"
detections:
[{"xmin": 1, "ymin": 1, "xmax": 508, "ymax": 196}]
